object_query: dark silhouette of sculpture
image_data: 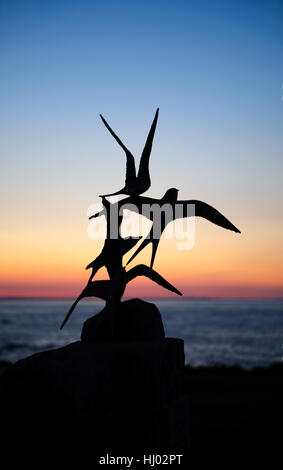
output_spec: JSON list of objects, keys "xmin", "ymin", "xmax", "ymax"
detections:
[
  {"xmin": 127, "ymin": 196, "xmax": 240, "ymax": 267},
  {"xmin": 89, "ymin": 188, "xmax": 179, "ymax": 221},
  {"xmin": 99, "ymin": 108, "xmax": 159, "ymax": 197},
  {"xmin": 60, "ymin": 192, "xmax": 181, "ymax": 330},
  {"xmin": 60, "ymin": 109, "xmax": 240, "ymax": 334},
  {"xmin": 0, "ymin": 109, "xmax": 242, "ymax": 463},
  {"xmin": 60, "ymin": 264, "xmax": 181, "ymax": 331},
  {"xmin": 89, "ymin": 190, "xmax": 240, "ymax": 268},
  {"xmin": 85, "ymin": 196, "xmax": 141, "ymax": 282}
]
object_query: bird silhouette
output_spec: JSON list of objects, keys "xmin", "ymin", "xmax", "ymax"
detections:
[
  {"xmin": 61, "ymin": 107, "xmax": 241, "ymax": 337},
  {"xmin": 126, "ymin": 198, "xmax": 241, "ymax": 267},
  {"xmin": 86, "ymin": 236, "xmax": 141, "ymax": 282},
  {"xmin": 99, "ymin": 108, "xmax": 159, "ymax": 197},
  {"xmin": 89, "ymin": 188, "xmax": 179, "ymax": 222},
  {"xmin": 89, "ymin": 188, "xmax": 179, "ymax": 268},
  {"xmin": 89, "ymin": 189, "xmax": 240, "ymax": 267},
  {"xmin": 86, "ymin": 195, "xmax": 141, "ymax": 281},
  {"xmin": 60, "ymin": 264, "xmax": 181, "ymax": 329}
]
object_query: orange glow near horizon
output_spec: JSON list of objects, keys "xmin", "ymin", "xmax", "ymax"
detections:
[
  {"xmin": 1, "ymin": 214, "xmax": 282, "ymax": 299},
  {"xmin": 1, "ymin": 1, "xmax": 283, "ymax": 302}
]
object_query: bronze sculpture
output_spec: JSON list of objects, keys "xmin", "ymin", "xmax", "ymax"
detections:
[{"xmin": 60, "ymin": 109, "xmax": 240, "ymax": 333}]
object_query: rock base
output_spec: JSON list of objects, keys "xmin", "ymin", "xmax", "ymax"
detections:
[
  {"xmin": 81, "ymin": 298, "xmax": 165, "ymax": 342},
  {"xmin": 0, "ymin": 339, "xmax": 189, "ymax": 459},
  {"xmin": 0, "ymin": 299, "xmax": 190, "ymax": 462}
]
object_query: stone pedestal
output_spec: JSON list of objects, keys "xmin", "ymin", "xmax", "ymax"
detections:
[
  {"xmin": 0, "ymin": 339, "xmax": 189, "ymax": 456},
  {"xmin": 81, "ymin": 298, "xmax": 165, "ymax": 342},
  {"xmin": 0, "ymin": 300, "xmax": 190, "ymax": 460}
]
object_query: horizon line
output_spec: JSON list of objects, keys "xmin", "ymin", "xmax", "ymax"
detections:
[{"xmin": 0, "ymin": 295, "xmax": 282, "ymax": 301}]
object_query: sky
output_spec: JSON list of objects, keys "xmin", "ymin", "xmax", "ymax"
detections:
[{"xmin": 0, "ymin": 0, "xmax": 282, "ymax": 298}]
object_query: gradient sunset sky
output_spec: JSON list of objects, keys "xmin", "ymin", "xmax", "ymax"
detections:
[{"xmin": 1, "ymin": 0, "xmax": 282, "ymax": 298}]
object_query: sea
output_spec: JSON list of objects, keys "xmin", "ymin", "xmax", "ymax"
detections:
[{"xmin": 0, "ymin": 298, "xmax": 282, "ymax": 369}]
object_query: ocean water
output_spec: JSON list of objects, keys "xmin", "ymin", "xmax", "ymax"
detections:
[{"xmin": 0, "ymin": 298, "xmax": 282, "ymax": 368}]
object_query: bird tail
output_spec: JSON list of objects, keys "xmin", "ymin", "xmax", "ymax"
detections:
[
  {"xmin": 88, "ymin": 209, "xmax": 105, "ymax": 220},
  {"xmin": 99, "ymin": 189, "xmax": 125, "ymax": 197},
  {"xmin": 150, "ymin": 240, "xmax": 160, "ymax": 268},
  {"xmin": 86, "ymin": 255, "xmax": 102, "ymax": 271},
  {"xmin": 126, "ymin": 238, "xmax": 151, "ymax": 265},
  {"xmin": 121, "ymin": 236, "xmax": 142, "ymax": 255}
]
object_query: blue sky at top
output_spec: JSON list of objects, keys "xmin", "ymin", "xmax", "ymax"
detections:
[{"xmin": 0, "ymin": 0, "xmax": 282, "ymax": 230}]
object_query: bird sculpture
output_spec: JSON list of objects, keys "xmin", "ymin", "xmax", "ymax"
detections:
[
  {"xmin": 61, "ymin": 108, "xmax": 241, "ymax": 337},
  {"xmin": 86, "ymin": 196, "xmax": 141, "ymax": 282},
  {"xmin": 60, "ymin": 263, "xmax": 181, "ymax": 330},
  {"xmin": 126, "ymin": 197, "xmax": 240, "ymax": 267},
  {"xmin": 99, "ymin": 108, "xmax": 159, "ymax": 197},
  {"xmin": 60, "ymin": 191, "xmax": 181, "ymax": 330},
  {"xmin": 89, "ymin": 189, "xmax": 240, "ymax": 268}
]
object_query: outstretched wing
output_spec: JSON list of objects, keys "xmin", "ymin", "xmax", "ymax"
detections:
[
  {"xmin": 60, "ymin": 281, "xmax": 109, "ymax": 329},
  {"xmin": 137, "ymin": 108, "xmax": 159, "ymax": 180},
  {"xmin": 100, "ymin": 114, "xmax": 136, "ymax": 186},
  {"xmin": 177, "ymin": 200, "xmax": 241, "ymax": 233},
  {"xmin": 126, "ymin": 264, "xmax": 182, "ymax": 296},
  {"xmin": 60, "ymin": 293, "xmax": 84, "ymax": 329},
  {"xmin": 126, "ymin": 198, "xmax": 240, "ymax": 265}
]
